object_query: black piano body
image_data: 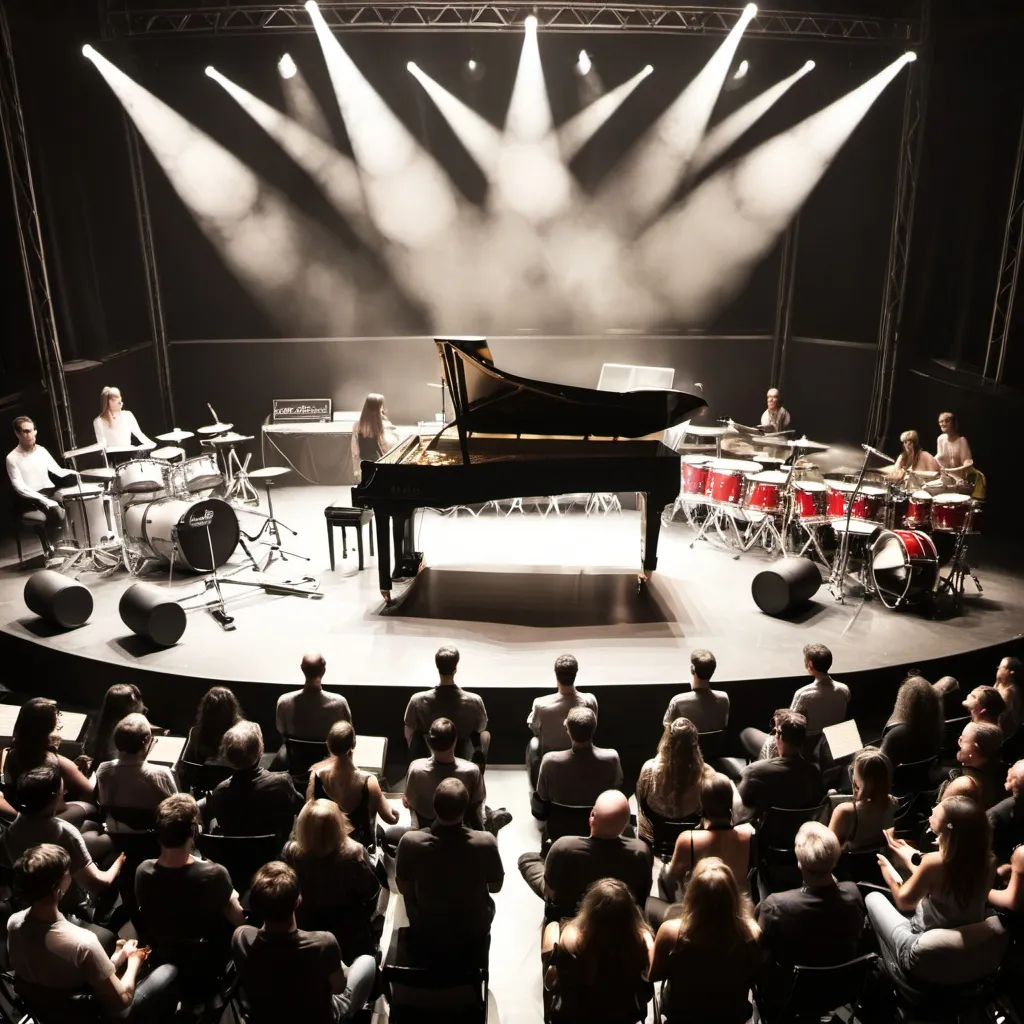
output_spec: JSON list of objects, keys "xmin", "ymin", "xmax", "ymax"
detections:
[{"xmin": 352, "ymin": 337, "xmax": 706, "ymax": 600}]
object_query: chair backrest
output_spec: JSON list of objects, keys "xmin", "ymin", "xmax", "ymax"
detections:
[
  {"xmin": 891, "ymin": 756, "xmax": 937, "ymax": 797},
  {"xmin": 772, "ymin": 953, "xmax": 879, "ymax": 1024},
  {"xmin": 283, "ymin": 737, "xmax": 327, "ymax": 778},
  {"xmin": 836, "ymin": 845, "xmax": 886, "ymax": 886},
  {"xmin": 177, "ymin": 760, "xmax": 232, "ymax": 799},
  {"xmin": 649, "ymin": 813, "xmax": 701, "ymax": 863},
  {"xmin": 697, "ymin": 730, "xmax": 726, "ymax": 760},
  {"xmin": 545, "ymin": 803, "xmax": 594, "ymax": 847},
  {"xmin": 759, "ymin": 803, "xmax": 827, "ymax": 852},
  {"xmin": 197, "ymin": 833, "xmax": 282, "ymax": 894},
  {"xmin": 104, "ymin": 804, "xmax": 158, "ymax": 832}
]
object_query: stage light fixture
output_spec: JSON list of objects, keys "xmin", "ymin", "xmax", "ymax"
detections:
[
  {"xmin": 304, "ymin": 0, "xmax": 319, "ymax": 11},
  {"xmin": 905, "ymin": 51, "xmax": 918, "ymax": 62},
  {"xmin": 468, "ymin": 59, "xmax": 477, "ymax": 71},
  {"xmin": 733, "ymin": 59, "xmax": 749, "ymax": 80},
  {"xmin": 82, "ymin": 44, "xmax": 96, "ymax": 59},
  {"xmin": 744, "ymin": 3, "xmax": 758, "ymax": 16},
  {"xmin": 525, "ymin": 14, "xmax": 538, "ymax": 30},
  {"xmin": 803, "ymin": 60, "xmax": 816, "ymax": 72},
  {"xmin": 643, "ymin": 64, "xmax": 654, "ymax": 76},
  {"xmin": 278, "ymin": 53, "xmax": 297, "ymax": 79},
  {"xmin": 407, "ymin": 61, "xmax": 418, "ymax": 73},
  {"xmin": 576, "ymin": 50, "xmax": 592, "ymax": 76},
  {"xmin": 205, "ymin": 65, "xmax": 215, "ymax": 77}
]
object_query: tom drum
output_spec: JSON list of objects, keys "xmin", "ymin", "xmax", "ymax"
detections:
[
  {"xmin": 826, "ymin": 480, "xmax": 885, "ymax": 523},
  {"xmin": 680, "ymin": 455, "xmax": 713, "ymax": 497},
  {"xmin": 931, "ymin": 493, "xmax": 974, "ymax": 532},
  {"xmin": 173, "ymin": 454, "xmax": 223, "ymax": 495},
  {"xmin": 904, "ymin": 491, "xmax": 933, "ymax": 530},
  {"xmin": 706, "ymin": 460, "xmax": 762, "ymax": 505},
  {"xmin": 870, "ymin": 529, "xmax": 938, "ymax": 610},
  {"xmin": 793, "ymin": 482, "xmax": 827, "ymax": 521},
  {"xmin": 124, "ymin": 497, "xmax": 239, "ymax": 573},
  {"xmin": 744, "ymin": 471, "xmax": 788, "ymax": 514},
  {"xmin": 115, "ymin": 458, "xmax": 169, "ymax": 495},
  {"xmin": 56, "ymin": 485, "xmax": 117, "ymax": 549}
]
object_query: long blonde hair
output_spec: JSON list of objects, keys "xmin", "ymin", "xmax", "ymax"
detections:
[
  {"xmin": 653, "ymin": 718, "xmax": 706, "ymax": 805},
  {"xmin": 934, "ymin": 796, "xmax": 994, "ymax": 906},
  {"xmin": 98, "ymin": 386, "xmax": 121, "ymax": 423},
  {"xmin": 354, "ymin": 394, "xmax": 385, "ymax": 441},
  {"xmin": 570, "ymin": 878, "xmax": 651, "ymax": 985},
  {"xmin": 676, "ymin": 857, "xmax": 759, "ymax": 948},
  {"xmin": 293, "ymin": 798, "xmax": 352, "ymax": 858}
]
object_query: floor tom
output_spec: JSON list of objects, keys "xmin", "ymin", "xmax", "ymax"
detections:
[{"xmin": 56, "ymin": 485, "xmax": 118, "ymax": 549}]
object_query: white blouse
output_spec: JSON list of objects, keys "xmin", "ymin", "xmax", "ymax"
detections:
[{"xmin": 93, "ymin": 411, "xmax": 153, "ymax": 449}]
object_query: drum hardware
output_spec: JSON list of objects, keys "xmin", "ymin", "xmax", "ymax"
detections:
[
  {"xmin": 239, "ymin": 467, "xmax": 305, "ymax": 573},
  {"xmin": 937, "ymin": 505, "xmax": 983, "ymax": 604},
  {"xmin": 683, "ymin": 423, "xmax": 729, "ymax": 459},
  {"xmin": 203, "ymin": 431, "xmax": 258, "ymax": 505},
  {"xmin": 197, "ymin": 402, "xmax": 233, "ymax": 436},
  {"xmin": 53, "ymin": 482, "xmax": 122, "ymax": 578}
]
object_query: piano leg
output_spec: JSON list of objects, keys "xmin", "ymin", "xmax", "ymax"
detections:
[
  {"xmin": 374, "ymin": 511, "xmax": 393, "ymax": 601},
  {"xmin": 393, "ymin": 512, "xmax": 423, "ymax": 579},
  {"xmin": 639, "ymin": 490, "xmax": 671, "ymax": 584}
]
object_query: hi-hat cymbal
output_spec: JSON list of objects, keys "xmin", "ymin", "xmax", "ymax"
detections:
[
  {"xmin": 197, "ymin": 421, "xmax": 233, "ymax": 435},
  {"xmin": 156, "ymin": 427, "xmax": 194, "ymax": 443},
  {"xmin": 80, "ymin": 467, "xmax": 116, "ymax": 480},
  {"xmin": 785, "ymin": 436, "xmax": 830, "ymax": 451},
  {"xmin": 248, "ymin": 466, "xmax": 290, "ymax": 480},
  {"xmin": 685, "ymin": 424, "xmax": 729, "ymax": 437},
  {"xmin": 63, "ymin": 442, "xmax": 105, "ymax": 459},
  {"xmin": 206, "ymin": 431, "xmax": 253, "ymax": 446}
]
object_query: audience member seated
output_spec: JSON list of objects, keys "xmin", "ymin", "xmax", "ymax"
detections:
[
  {"xmin": 533, "ymin": 707, "xmax": 622, "ymax": 821},
  {"xmin": 869, "ymin": 796, "xmax": 993, "ymax": 973},
  {"xmin": 283, "ymin": 799, "xmax": 382, "ymax": 962},
  {"xmin": 636, "ymin": 718, "xmax": 714, "ymax": 845},
  {"xmin": 542, "ymin": 878, "xmax": 653, "ymax": 1024},
  {"xmin": 828, "ymin": 748, "xmax": 896, "ymax": 852},
  {"xmin": 395, "ymin": 778, "xmax": 504, "ymax": 955},
  {"xmin": 203, "ymin": 721, "xmax": 302, "ymax": 839},
  {"xmin": 963, "ymin": 685, "xmax": 1006, "ymax": 727},
  {"xmin": 96, "ymin": 714, "xmax": 177, "ymax": 833},
  {"xmin": 662, "ymin": 772, "xmax": 753, "ymax": 904},
  {"xmin": 662, "ymin": 648, "xmax": 730, "ymax": 733},
  {"xmin": 81, "ymin": 684, "xmax": 145, "ymax": 772},
  {"xmin": 881, "ymin": 674, "xmax": 944, "ymax": 768},
  {"xmin": 988, "ymin": 760, "xmax": 1024, "ymax": 864},
  {"xmin": 650, "ymin": 858, "xmax": 762, "ymax": 1024},
  {"xmin": 988, "ymin": 844, "xmax": 1024, "ymax": 917},
  {"xmin": 3, "ymin": 763, "xmax": 124, "ymax": 935},
  {"xmin": 518, "ymin": 790, "xmax": 651, "ymax": 920},
  {"xmin": 181, "ymin": 686, "xmax": 243, "ymax": 766},
  {"xmin": 274, "ymin": 653, "xmax": 351, "ymax": 769},
  {"xmin": 932, "ymin": 675, "xmax": 962, "ymax": 720},
  {"xmin": 233, "ymin": 861, "xmax": 377, "ymax": 1024},
  {"xmin": 756, "ymin": 822, "xmax": 864, "ymax": 1010},
  {"xmin": 135, "ymin": 794, "xmax": 243, "ymax": 990},
  {"xmin": 740, "ymin": 644, "xmax": 849, "ymax": 761},
  {"xmin": 2, "ymin": 697, "xmax": 97, "ymax": 829},
  {"xmin": 526, "ymin": 654, "xmax": 598, "ymax": 785},
  {"xmin": 937, "ymin": 772, "xmax": 983, "ymax": 804},
  {"xmin": 307, "ymin": 721, "xmax": 398, "ymax": 847},
  {"xmin": 951, "ymin": 721, "xmax": 1005, "ymax": 809},
  {"xmin": 995, "ymin": 655, "xmax": 1022, "ymax": 740},
  {"xmin": 7, "ymin": 844, "xmax": 178, "ymax": 1022},
  {"xmin": 737, "ymin": 711, "xmax": 824, "ymax": 821},
  {"xmin": 403, "ymin": 645, "xmax": 489, "ymax": 761}
]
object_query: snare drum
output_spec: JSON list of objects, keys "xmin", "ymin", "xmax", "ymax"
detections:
[
  {"xmin": 932, "ymin": 493, "xmax": 973, "ymax": 532},
  {"xmin": 793, "ymin": 482, "xmax": 827, "ymax": 520},
  {"xmin": 904, "ymin": 491, "xmax": 933, "ymax": 530},
  {"xmin": 115, "ymin": 458, "xmax": 169, "ymax": 495},
  {"xmin": 56, "ymin": 485, "xmax": 117, "ymax": 549},
  {"xmin": 124, "ymin": 497, "xmax": 239, "ymax": 572},
  {"xmin": 173, "ymin": 454, "xmax": 223, "ymax": 495},
  {"xmin": 681, "ymin": 455, "xmax": 712, "ymax": 497},
  {"xmin": 706, "ymin": 460, "xmax": 762, "ymax": 505},
  {"xmin": 744, "ymin": 471, "xmax": 787, "ymax": 513},
  {"xmin": 870, "ymin": 529, "xmax": 938, "ymax": 609},
  {"xmin": 825, "ymin": 480, "xmax": 885, "ymax": 522}
]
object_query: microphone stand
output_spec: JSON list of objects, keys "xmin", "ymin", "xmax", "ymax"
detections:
[{"xmin": 827, "ymin": 448, "xmax": 873, "ymax": 604}]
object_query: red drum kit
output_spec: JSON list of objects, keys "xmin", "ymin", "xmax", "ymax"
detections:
[{"xmin": 669, "ymin": 423, "xmax": 986, "ymax": 612}]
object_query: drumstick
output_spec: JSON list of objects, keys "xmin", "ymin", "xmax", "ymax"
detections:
[{"xmin": 207, "ymin": 403, "xmax": 220, "ymax": 424}]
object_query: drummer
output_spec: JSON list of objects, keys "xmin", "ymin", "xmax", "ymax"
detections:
[
  {"xmin": 760, "ymin": 388, "xmax": 791, "ymax": 434},
  {"xmin": 5, "ymin": 416, "xmax": 77, "ymax": 559},
  {"xmin": 93, "ymin": 386, "xmax": 155, "ymax": 451},
  {"xmin": 934, "ymin": 411, "xmax": 974, "ymax": 493},
  {"xmin": 887, "ymin": 429, "xmax": 941, "ymax": 491}
]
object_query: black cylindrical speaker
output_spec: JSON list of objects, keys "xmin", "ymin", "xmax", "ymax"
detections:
[
  {"xmin": 751, "ymin": 557, "xmax": 822, "ymax": 616},
  {"xmin": 24, "ymin": 570, "xmax": 93, "ymax": 628},
  {"xmin": 119, "ymin": 583, "xmax": 186, "ymax": 646}
]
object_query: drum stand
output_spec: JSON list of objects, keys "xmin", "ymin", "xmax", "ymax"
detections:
[
  {"xmin": 240, "ymin": 478, "xmax": 307, "ymax": 573},
  {"xmin": 221, "ymin": 446, "xmax": 259, "ymax": 506},
  {"xmin": 827, "ymin": 450, "xmax": 873, "ymax": 603},
  {"xmin": 937, "ymin": 512, "xmax": 983, "ymax": 603}
]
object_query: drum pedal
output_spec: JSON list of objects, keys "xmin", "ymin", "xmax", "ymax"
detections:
[{"xmin": 210, "ymin": 607, "xmax": 236, "ymax": 630}]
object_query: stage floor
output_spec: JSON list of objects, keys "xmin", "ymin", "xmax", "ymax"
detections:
[{"xmin": 1, "ymin": 485, "xmax": 1021, "ymax": 692}]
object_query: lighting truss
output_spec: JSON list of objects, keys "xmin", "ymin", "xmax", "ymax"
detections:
[{"xmin": 102, "ymin": 3, "xmax": 923, "ymax": 44}]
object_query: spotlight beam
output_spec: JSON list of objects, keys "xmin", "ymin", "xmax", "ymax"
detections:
[{"xmin": 558, "ymin": 65, "xmax": 654, "ymax": 162}]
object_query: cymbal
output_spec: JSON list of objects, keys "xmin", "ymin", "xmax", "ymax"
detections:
[
  {"xmin": 63, "ymin": 442, "xmax": 104, "ymax": 459},
  {"xmin": 106, "ymin": 443, "xmax": 154, "ymax": 454},
  {"xmin": 248, "ymin": 466, "xmax": 290, "ymax": 480},
  {"xmin": 80, "ymin": 467, "xmax": 116, "ymax": 480},
  {"xmin": 151, "ymin": 446, "xmax": 184, "ymax": 460},
  {"xmin": 205, "ymin": 431, "xmax": 253, "ymax": 446},
  {"xmin": 156, "ymin": 428, "xmax": 194, "ymax": 443},
  {"xmin": 685, "ymin": 424, "xmax": 728, "ymax": 437},
  {"xmin": 785, "ymin": 436, "xmax": 830, "ymax": 451},
  {"xmin": 197, "ymin": 421, "xmax": 233, "ymax": 435}
]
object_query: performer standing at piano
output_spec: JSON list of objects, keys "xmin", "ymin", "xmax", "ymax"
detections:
[
  {"xmin": 887, "ymin": 429, "xmax": 941, "ymax": 490},
  {"xmin": 93, "ymin": 386, "xmax": 154, "ymax": 450},
  {"xmin": 760, "ymin": 388, "xmax": 791, "ymax": 433},
  {"xmin": 934, "ymin": 411, "xmax": 974, "ymax": 493},
  {"xmin": 351, "ymin": 393, "xmax": 399, "ymax": 477},
  {"xmin": 6, "ymin": 416, "xmax": 77, "ymax": 557}
]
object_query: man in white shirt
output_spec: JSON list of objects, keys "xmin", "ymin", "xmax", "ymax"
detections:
[
  {"xmin": 526, "ymin": 654, "xmax": 598, "ymax": 787},
  {"xmin": 935, "ymin": 411, "xmax": 974, "ymax": 492},
  {"xmin": 6, "ymin": 415, "xmax": 75, "ymax": 557},
  {"xmin": 662, "ymin": 648, "xmax": 730, "ymax": 734},
  {"xmin": 760, "ymin": 388, "xmax": 791, "ymax": 433}
]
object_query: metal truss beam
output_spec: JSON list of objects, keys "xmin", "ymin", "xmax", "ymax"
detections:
[
  {"xmin": 866, "ymin": 26, "xmax": 928, "ymax": 449},
  {"xmin": 0, "ymin": 6, "xmax": 76, "ymax": 450},
  {"xmin": 103, "ymin": 3, "xmax": 923, "ymax": 43},
  {"xmin": 982, "ymin": 108, "xmax": 1024, "ymax": 386}
]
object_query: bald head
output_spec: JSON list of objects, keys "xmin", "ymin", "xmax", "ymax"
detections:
[
  {"xmin": 589, "ymin": 790, "xmax": 629, "ymax": 838},
  {"xmin": 1007, "ymin": 760, "xmax": 1024, "ymax": 799},
  {"xmin": 301, "ymin": 653, "xmax": 326, "ymax": 684}
]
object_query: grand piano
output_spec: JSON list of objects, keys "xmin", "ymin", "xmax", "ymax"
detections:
[{"xmin": 352, "ymin": 337, "xmax": 706, "ymax": 600}]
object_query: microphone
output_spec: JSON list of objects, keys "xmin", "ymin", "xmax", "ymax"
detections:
[{"xmin": 862, "ymin": 443, "xmax": 895, "ymax": 464}]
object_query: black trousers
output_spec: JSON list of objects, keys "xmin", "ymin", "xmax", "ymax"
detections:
[{"xmin": 15, "ymin": 487, "xmax": 67, "ymax": 550}]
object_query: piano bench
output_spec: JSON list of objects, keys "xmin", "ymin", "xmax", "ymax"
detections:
[{"xmin": 324, "ymin": 505, "xmax": 374, "ymax": 571}]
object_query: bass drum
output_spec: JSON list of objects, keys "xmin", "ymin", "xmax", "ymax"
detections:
[
  {"xmin": 870, "ymin": 529, "xmax": 938, "ymax": 610},
  {"xmin": 124, "ymin": 498, "xmax": 239, "ymax": 573}
]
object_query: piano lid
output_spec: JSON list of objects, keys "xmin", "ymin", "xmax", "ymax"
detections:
[{"xmin": 436, "ymin": 337, "xmax": 706, "ymax": 439}]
